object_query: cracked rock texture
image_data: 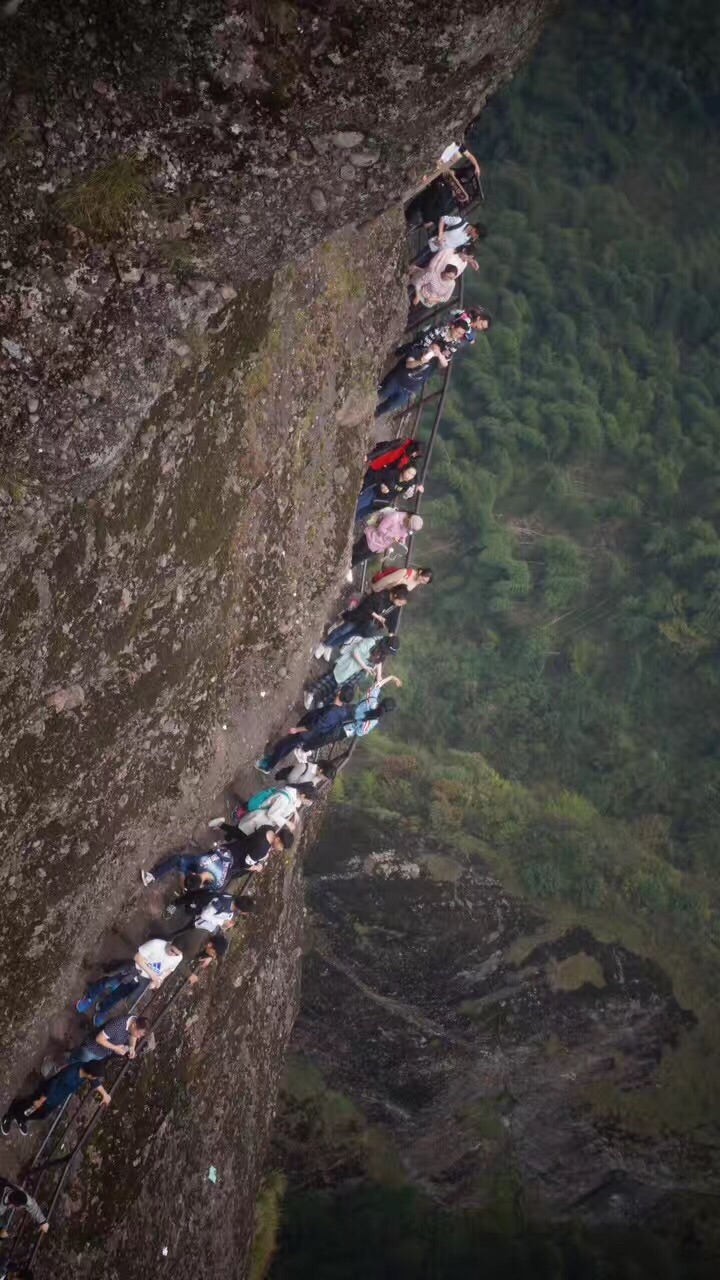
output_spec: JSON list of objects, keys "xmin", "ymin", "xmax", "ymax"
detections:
[
  {"xmin": 0, "ymin": 1, "xmax": 554, "ymax": 1275},
  {"xmin": 281, "ymin": 808, "xmax": 707, "ymax": 1219}
]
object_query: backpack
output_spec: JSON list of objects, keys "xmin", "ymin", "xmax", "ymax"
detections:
[
  {"xmin": 246, "ymin": 786, "xmax": 294, "ymax": 813},
  {"xmin": 372, "ymin": 565, "xmax": 405, "ymax": 587}
]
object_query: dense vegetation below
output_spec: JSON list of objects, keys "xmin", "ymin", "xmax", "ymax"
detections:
[
  {"xmin": 375, "ymin": 0, "xmax": 720, "ymax": 1130},
  {"xmin": 270, "ymin": 0, "xmax": 720, "ymax": 1275}
]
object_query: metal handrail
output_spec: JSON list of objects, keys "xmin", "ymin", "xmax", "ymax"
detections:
[{"xmin": 6, "ymin": 874, "xmax": 255, "ymax": 1273}]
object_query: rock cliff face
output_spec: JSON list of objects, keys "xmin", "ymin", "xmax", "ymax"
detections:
[
  {"xmin": 0, "ymin": 1, "xmax": 554, "ymax": 1274},
  {"xmin": 282, "ymin": 806, "xmax": 711, "ymax": 1220}
]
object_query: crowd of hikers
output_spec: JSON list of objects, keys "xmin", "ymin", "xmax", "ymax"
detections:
[{"xmin": 0, "ymin": 136, "xmax": 493, "ymax": 1278}]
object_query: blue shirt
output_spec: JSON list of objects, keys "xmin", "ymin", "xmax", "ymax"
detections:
[
  {"xmin": 41, "ymin": 1064, "xmax": 86, "ymax": 1112},
  {"xmin": 344, "ymin": 684, "xmax": 381, "ymax": 737},
  {"xmin": 198, "ymin": 849, "xmax": 233, "ymax": 887},
  {"xmin": 304, "ymin": 704, "xmax": 351, "ymax": 747}
]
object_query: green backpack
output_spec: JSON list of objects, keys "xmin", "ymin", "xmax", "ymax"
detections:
[{"xmin": 246, "ymin": 786, "xmax": 291, "ymax": 812}]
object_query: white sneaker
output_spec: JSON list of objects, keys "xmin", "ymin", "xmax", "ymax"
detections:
[
  {"xmin": 322, "ymin": 644, "xmax": 333, "ymax": 661},
  {"xmin": 314, "ymin": 643, "xmax": 327, "ymax": 660},
  {"xmin": 140, "ymin": 869, "xmax": 155, "ymax": 887},
  {"xmin": 208, "ymin": 817, "xmax": 225, "ymax": 829},
  {"xmin": 303, "ymin": 691, "xmax": 314, "ymax": 710},
  {"xmin": 345, "ymin": 570, "xmax": 354, "ymax": 583}
]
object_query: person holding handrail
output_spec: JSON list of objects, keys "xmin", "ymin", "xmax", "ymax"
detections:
[
  {"xmin": 75, "ymin": 940, "xmax": 183, "ymax": 1027},
  {"xmin": 351, "ymin": 511, "xmax": 424, "ymax": 567},
  {"xmin": 2, "ymin": 1062, "xmax": 110, "ymax": 1137},
  {"xmin": 62, "ymin": 1014, "xmax": 151, "ymax": 1067},
  {"xmin": 375, "ymin": 341, "xmax": 449, "ymax": 418},
  {"xmin": 0, "ymin": 1178, "xmax": 48, "ymax": 1238}
]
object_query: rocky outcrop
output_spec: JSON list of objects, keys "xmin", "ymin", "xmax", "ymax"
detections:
[
  {"xmin": 285, "ymin": 808, "xmax": 713, "ymax": 1218},
  {"xmin": 0, "ymin": 0, "xmax": 552, "ymax": 489}
]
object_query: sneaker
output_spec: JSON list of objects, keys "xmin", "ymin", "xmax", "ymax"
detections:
[
  {"xmin": 92, "ymin": 1012, "xmax": 107, "ymax": 1029},
  {"xmin": 1, "ymin": 1115, "xmax": 11, "ymax": 1136},
  {"xmin": 313, "ymin": 643, "xmax": 327, "ymax": 660},
  {"xmin": 345, "ymin": 570, "xmax": 354, "ymax": 583},
  {"xmin": 140, "ymin": 869, "xmax": 155, "ymax": 887},
  {"xmin": 303, "ymin": 691, "xmax": 314, "ymax": 710},
  {"xmin": 75, "ymin": 995, "xmax": 94, "ymax": 1015},
  {"xmin": 17, "ymin": 1119, "xmax": 28, "ymax": 1136},
  {"xmin": 255, "ymin": 758, "xmax": 271, "ymax": 774},
  {"xmin": 207, "ymin": 817, "xmax": 225, "ymax": 829},
  {"xmin": 322, "ymin": 644, "xmax": 333, "ymax": 661}
]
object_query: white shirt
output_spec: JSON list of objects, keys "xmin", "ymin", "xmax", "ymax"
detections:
[
  {"xmin": 439, "ymin": 142, "xmax": 464, "ymax": 165},
  {"xmin": 285, "ymin": 755, "xmax": 321, "ymax": 785},
  {"xmin": 194, "ymin": 898, "xmax": 234, "ymax": 932},
  {"xmin": 428, "ymin": 215, "xmax": 470, "ymax": 254},
  {"xmin": 136, "ymin": 938, "xmax": 182, "ymax": 983}
]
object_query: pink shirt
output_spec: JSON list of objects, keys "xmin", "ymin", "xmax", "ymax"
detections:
[
  {"xmin": 365, "ymin": 510, "xmax": 410, "ymax": 553},
  {"xmin": 414, "ymin": 246, "xmax": 467, "ymax": 306}
]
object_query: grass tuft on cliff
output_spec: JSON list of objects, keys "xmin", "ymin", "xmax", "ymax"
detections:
[
  {"xmin": 249, "ymin": 1171, "xmax": 288, "ymax": 1280},
  {"xmin": 57, "ymin": 155, "xmax": 149, "ymax": 238}
]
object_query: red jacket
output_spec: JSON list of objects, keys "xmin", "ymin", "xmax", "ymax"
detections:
[{"xmin": 366, "ymin": 436, "xmax": 417, "ymax": 473}]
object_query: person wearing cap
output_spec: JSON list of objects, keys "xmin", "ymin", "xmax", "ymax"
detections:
[
  {"xmin": 2, "ymin": 1062, "xmax": 111, "ymax": 1137},
  {"xmin": 351, "ymin": 511, "xmax": 424, "ymax": 568}
]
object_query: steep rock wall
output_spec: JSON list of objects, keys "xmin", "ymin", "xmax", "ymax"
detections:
[
  {"xmin": 0, "ymin": 212, "xmax": 405, "ymax": 1090},
  {"xmin": 0, "ymin": 1, "xmax": 555, "ymax": 1273},
  {"xmin": 0, "ymin": 212, "xmax": 410, "ymax": 1280}
]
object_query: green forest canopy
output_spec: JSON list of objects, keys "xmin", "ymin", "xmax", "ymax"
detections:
[
  {"xmin": 393, "ymin": 0, "xmax": 720, "ymax": 896},
  {"xmin": 335, "ymin": 0, "xmax": 720, "ymax": 1139}
]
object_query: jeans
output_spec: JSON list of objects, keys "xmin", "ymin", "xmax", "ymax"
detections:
[
  {"xmin": 67, "ymin": 1041, "xmax": 112, "ymax": 1065},
  {"xmin": 375, "ymin": 369, "xmax": 414, "ymax": 418},
  {"xmin": 352, "ymin": 535, "xmax": 373, "ymax": 566},
  {"xmin": 264, "ymin": 732, "xmax": 311, "ymax": 772},
  {"xmin": 355, "ymin": 487, "xmax": 379, "ymax": 520},
  {"xmin": 82, "ymin": 967, "xmax": 149, "ymax": 1025},
  {"xmin": 325, "ymin": 618, "xmax": 361, "ymax": 649},
  {"xmin": 152, "ymin": 852, "xmax": 203, "ymax": 882}
]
